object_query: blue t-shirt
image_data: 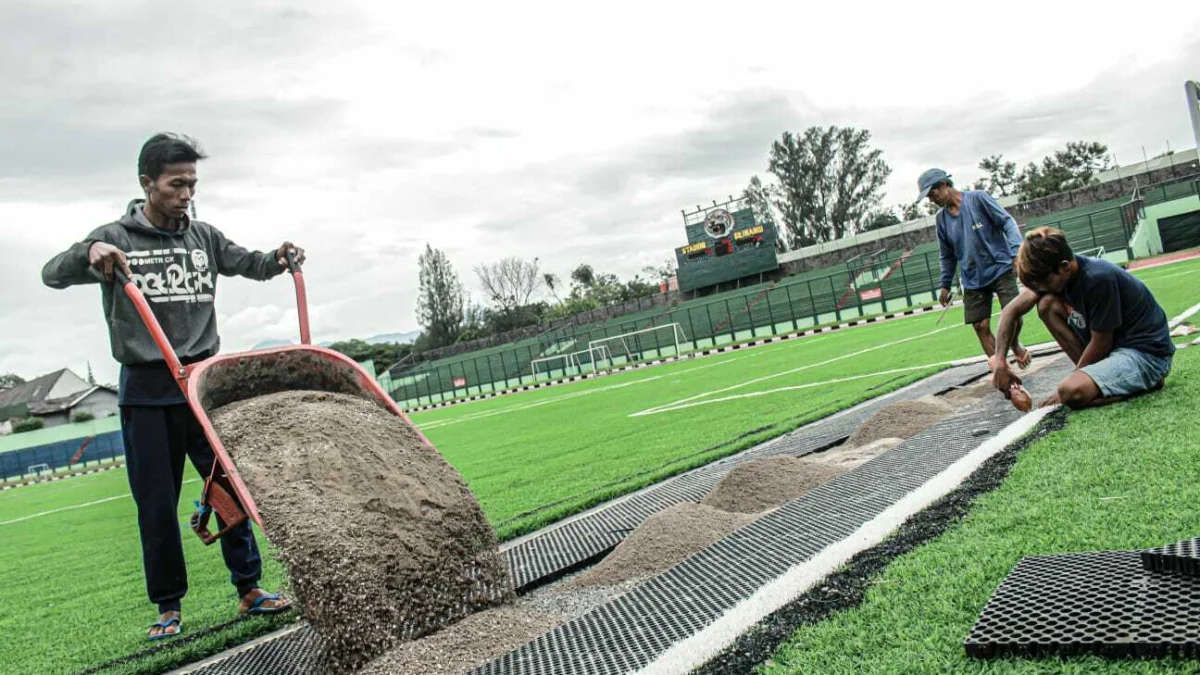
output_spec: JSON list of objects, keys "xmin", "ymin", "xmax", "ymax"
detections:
[
  {"xmin": 1062, "ymin": 255, "xmax": 1175, "ymax": 359},
  {"xmin": 936, "ymin": 190, "xmax": 1023, "ymax": 291}
]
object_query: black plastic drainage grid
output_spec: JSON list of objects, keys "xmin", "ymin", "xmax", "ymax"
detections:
[
  {"xmin": 468, "ymin": 358, "xmax": 1076, "ymax": 675},
  {"xmin": 964, "ymin": 551, "xmax": 1200, "ymax": 659},
  {"xmin": 174, "ymin": 362, "xmax": 990, "ymax": 675},
  {"xmin": 1141, "ymin": 537, "xmax": 1200, "ymax": 578}
]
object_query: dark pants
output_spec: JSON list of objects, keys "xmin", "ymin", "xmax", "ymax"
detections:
[{"xmin": 121, "ymin": 404, "xmax": 262, "ymax": 613}]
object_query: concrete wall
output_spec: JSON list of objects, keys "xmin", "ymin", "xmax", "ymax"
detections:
[
  {"xmin": 74, "ymin": 389, "xmax": 118, "ymax": 420},
  {"xmin": 46, "ymin": 370, "xmax": 90, "ymax": 400},
  {"xmin": 1133, "ymin": 195, "xmax": 1200, "ymax": 257}
]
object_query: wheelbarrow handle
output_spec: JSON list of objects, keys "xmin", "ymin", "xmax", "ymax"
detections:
[
  {"xmin": 112, "ymin": 268, "xmax": 189, "ymax": 388},
  {"xmin": 284, "ymin": 249, "xmax": 311, "ymax": 346}
]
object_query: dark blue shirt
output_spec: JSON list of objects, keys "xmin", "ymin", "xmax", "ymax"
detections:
[{"xmin": 1062, "ymin": 255, "xmax": 1175, "ymax": 359}]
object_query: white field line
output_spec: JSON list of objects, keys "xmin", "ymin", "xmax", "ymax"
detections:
[
  {"xmin": 638, "ymin": 320, "xmax": 963, "ymax": 416},
  {"xmin": 629, "ymin": 361, "xmax": 964, "ymax": 417},
  {"xmin": 417, "ymin": 351, "xmax": 770, "ymax": 432},
  {"xmin": 0, "ymin": 478, "xmax": 199, "ymax": 527},
  {"xmin": 636, "ymin": 405, "xmax": 1057, "ymax": 675},
  {"xmin": 1169, "ymin": 301, "xmax": 1200, "ymax": 330},
  {"xmin": 1147, "ymin": 269, "xmax": 1197, "ymax": 281}
]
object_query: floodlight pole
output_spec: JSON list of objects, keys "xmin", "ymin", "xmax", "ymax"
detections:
[{"xmin": 1187, "ymin": 81, "xmax": 1200, "ymax": 154}]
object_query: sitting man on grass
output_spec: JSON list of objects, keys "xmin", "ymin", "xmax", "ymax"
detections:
[{"xmin": 991, "ymin": 226, "xmax": 1175, "ymax": 409}]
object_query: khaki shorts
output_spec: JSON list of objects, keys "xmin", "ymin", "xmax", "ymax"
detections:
[{"xmin": 962, "ymin": 271, "xmax": 1020, "ymax": 325}]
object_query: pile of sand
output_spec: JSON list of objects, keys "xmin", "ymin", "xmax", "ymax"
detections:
[
  {"xmin": 700, "ymin": 455, "xmax": 848, "ymax": 514},
  {"xmin": 211, "ymin": 391, "xmax": 513, "ymax": 674},
  {"xmin": 567, "ymin": 503, "xmax": 757, "ymax": 588},
  {"xmin": 843, "ymin": 398, "xmax": 951, "ymax": 449},
  {"xmin": 357, "ymin": 579, "xmax": 640, "ymax": 675}
]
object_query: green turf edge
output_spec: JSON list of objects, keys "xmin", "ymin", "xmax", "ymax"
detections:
[{"xmin": 753, "ymin": 347, "xmax": 1200, "ymax": 675}]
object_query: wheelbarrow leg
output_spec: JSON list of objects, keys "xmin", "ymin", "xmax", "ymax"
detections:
[{"xmin": 190, "ymin": 463, "xmax": 250, "ymax": 546}]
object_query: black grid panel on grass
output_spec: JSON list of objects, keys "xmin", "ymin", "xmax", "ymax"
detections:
[
  {"xmin": 1142, "ymin": 537, "xmax": 1200, "ymax": 578},
  {"xmin": 501, "ymin": 364, "xmax": 988, "ymax": 591},
  {"xmin": 177, "ymin": 361, "xmax": 995, "ymax": 675},
  {"xmin": 186, "ymin": 627, "xmax": 322, "ymax": 675},
  {"xmin": 470, "ymin": 358, "xmax": 1076, "ymax": 675},
  {"xmin": 965, "ymin": 551, "xmax": 1200, "ymax": 659}
]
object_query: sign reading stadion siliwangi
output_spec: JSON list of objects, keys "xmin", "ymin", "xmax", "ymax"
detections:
[{"xmin": 673, "ymin": 203, "xmax": 779, "ymax": 292}]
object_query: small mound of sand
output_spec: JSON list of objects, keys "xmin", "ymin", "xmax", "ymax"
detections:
[
  {"xmin": 211, "ymin": 391, "xmax": 513, "ymax": 674},
  {"xmin": 358, "ymin": 579, "xmax": 640, "ymax": 675},
  {"xmin": 700, "ymin": 455, "xmax": 848, "ymax": 514},
  {"xmin": 805, "ymin": 437, "xmax": 904, "ymax": 470},
  {"xmin": 844, "ymin": 398, "xmax": 950, "ymax": 448},
  {"xmin": 568, "ymin": 503, "xmax": 756, "ymax": 588}
]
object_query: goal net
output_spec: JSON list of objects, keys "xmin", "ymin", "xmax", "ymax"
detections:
[
  {"xmin": 588, "ymin": 323, "xmax": 688, "ymax": 370},
  {"xmin": 531, "ymin": 345, "xmax": 613, "ymax": 380}
]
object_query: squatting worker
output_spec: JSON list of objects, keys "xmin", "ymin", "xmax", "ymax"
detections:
[
  {"xmin": 919, "ymin": 168, "xmax": 1032, "ymax": 369},
  {"xmin": 42, "ymin": 133, "xmax": 301, "ymax": 641},
  {"xmin": 990, "ymin": 227, "xmax": 1174, "ymax": 408}
]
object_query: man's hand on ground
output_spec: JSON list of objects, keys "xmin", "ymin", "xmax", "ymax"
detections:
[
  {"xmin": 88, "ymin": 242, "xmax": 132, "ymax": 281},
  {"xmin": 275, "ymin": 242, "xmax": 306, "ymax": 268},
  {"xmin": 991, "ymin": 360, "xmax": 1021, "ymax": 393},
  {"xmin": 939, "ymin": 287, "xmax": 951, "ymax": 307}
]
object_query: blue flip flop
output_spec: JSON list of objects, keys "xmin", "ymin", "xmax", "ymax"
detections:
[
  {"xmin": 147, "ymin": 615, "xmax": 182, "ymax": 641},
  {"xmin": 243, "ymin": 592, "xmax": 291, "ymax": 616}
]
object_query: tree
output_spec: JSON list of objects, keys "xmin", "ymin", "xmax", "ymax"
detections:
[
  {"xmin": 328, "ymin": 339, "xmax": 412, "ymax": 368},
  {"xmin": 978, "ymin": 155, "xmax": 1018, "ymax": 196},
  {"xmin": 924, "ymin": 201, "xmax": 940, "ymax": 216},
  {"xmin": 766, "ymin": 126, "xmax": 892, "ymax": 246},
  {"xmin": 474, "ymin": 256, "xmax": 543, "ymax": 313},
  {"xmin": 1016, "ymin": 141, "xmax": 1111, "ymax": 200},
  {"xmin": 415, "ymin": 244, "xmax": 466, "ymax": 349},
  {"xmin": 641, "ymin": 259, "xmax": 676, "ymax": 284},
  {"xmin": 569, "ymin": 264, "xmax": 596, "ymax": 290},
  {"xmin": 543, "ymin": 273, "xmax": 562, "ymax": 303},
  {"xmin": 0, "ymin": 373, "xmax": 25, "ymax": 390},
  {"xmin": 900, "ymin": 202, "xmax": 922, "ymax": 221},
  {"xmin": 861, "ymin": 208, "xmax": 901, "ymax": 232}
]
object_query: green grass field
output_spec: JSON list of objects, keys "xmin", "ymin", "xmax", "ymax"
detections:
[
  {"xmin": 763, "ymin": 347, "xmax": 1200, "ymax": 675},
  {"xmin": 0, "ymin": 257, "xmax": 1196, "ymax": 675}
]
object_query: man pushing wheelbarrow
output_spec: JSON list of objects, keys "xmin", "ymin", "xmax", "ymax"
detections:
[{"xmin": 42, "ymin": 133, "xmax": 297, "ymax": 641}]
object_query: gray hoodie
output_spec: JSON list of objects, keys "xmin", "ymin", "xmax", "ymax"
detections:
[{"xmin": 42, "ymin": 199, "xmax": 286, "ymax": 367}]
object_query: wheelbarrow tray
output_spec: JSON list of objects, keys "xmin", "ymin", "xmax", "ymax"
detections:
[{"xmin": 187, "ymin": 344, "xmax": 424, "ymax": 532}]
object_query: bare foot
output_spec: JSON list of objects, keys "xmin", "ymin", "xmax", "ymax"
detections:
[
  {"xmin": 1013, "ymin": 346, "xmax": 1032, "ymax": 370},
  {"xmin": 148, "ymin": 611, "xmax": 181, "ymax": 640},
  {"xmin": 1039, "ymin": 393, "xmax": 1061, "ymax": 408}
]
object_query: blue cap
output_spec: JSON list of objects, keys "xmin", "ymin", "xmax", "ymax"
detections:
[{"xmin": 916, "ymin": 168, "xmax": 951, "ymax": 203}]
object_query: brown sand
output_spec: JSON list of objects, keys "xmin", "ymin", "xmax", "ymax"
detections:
[
  {"xmin": 843, "ymin": 398, "xmax": 951, "ymax": 449},
  {"xmin": 567, "ymin": 503, "xmax": 757, "ymax": 588},
  {"xmin": 700, "ymin": 455, "xmax": 849, "ymax": 514},
  {"xmin": 211, "ymin": 391, "xmax": 513, "ymax": 674},
  {"xmin": 357, "ymin": 579, "xmax": 640, "ymax": 675}
]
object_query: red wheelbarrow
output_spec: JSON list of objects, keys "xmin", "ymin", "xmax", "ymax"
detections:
[{"xmin": 113, "ymin": 253, "xmax": 429, "ymax": 544}]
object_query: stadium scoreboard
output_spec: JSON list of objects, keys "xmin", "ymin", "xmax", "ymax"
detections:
[{"xmin": 673, "ymin": 199, "xmax": 780, "ymax": 292}]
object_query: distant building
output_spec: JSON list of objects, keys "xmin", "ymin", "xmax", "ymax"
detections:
[{"xmin": 0, "ymin": 368, "xmax": 118, "ymax": 430}]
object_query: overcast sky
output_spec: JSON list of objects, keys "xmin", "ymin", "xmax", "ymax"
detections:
[{"xmin": 2, "ymin": 0, "xmax": 1199, "ymax": 385}]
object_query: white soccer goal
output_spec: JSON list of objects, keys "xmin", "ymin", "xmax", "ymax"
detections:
[
  {"xmin": 588, "ymin": 323, "xmax": 688, "ymax": 370},
  {"xmin": 1078, "ymin": 246, "xmax": 1106, "ymax": 259},
  {"xmin": 530, "ymin": 345, "xmax": 613, "ymax": 380},
  {"xmin": 27, "ymin": 463, "xmax": 51, "ymax": 478}
]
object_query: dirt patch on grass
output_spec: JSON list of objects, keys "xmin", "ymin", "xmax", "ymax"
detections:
[
  {"xmin": 211, "ymin": 391, "xmax": 513, "ymax": 674},
  {"xmin": 700, "ymin": 455, "xmax": 849, "ymax": 514},
  {"xmin": 844, "ymin": 398, "xmax": 951, "ymax": 449},
  {"xmin": 567, "ymin": 503, "xmax": 757, "ymax": 588}
]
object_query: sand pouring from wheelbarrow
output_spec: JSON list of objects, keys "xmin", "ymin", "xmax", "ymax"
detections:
[{"xmin": 112, "ymin": 252, "xmax": 432, "ymax": 544}]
